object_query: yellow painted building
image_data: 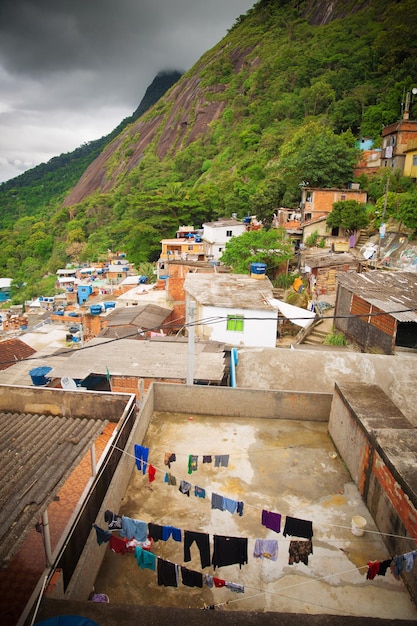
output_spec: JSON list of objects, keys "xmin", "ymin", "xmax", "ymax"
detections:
[
  {"xmin": 160, "ymin": 237, "xmax": 205, "ymax": 261},
  {"xmin": 404, "ymin": 138, "xmax": 417, "ymax": 179}
]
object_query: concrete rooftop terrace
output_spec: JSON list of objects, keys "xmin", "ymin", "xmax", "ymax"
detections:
[{"xmin": 90, "ymin": 410, "xmax": 417, "ymax": 621}]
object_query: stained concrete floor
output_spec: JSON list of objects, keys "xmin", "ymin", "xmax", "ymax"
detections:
[{"xmin": 94, "ymin": 412, "xmax": 417, "ymax": 620}]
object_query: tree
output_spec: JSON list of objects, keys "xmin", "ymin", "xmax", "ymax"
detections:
[
  {"xmin": 326, "ymin": 200, "xmax": 369, "ymax": 233},
  {"xmin": 219, "ymin": 228, "xmax": 293, "ymax": 275},
  {"xmin": 397, "ymin": 192, "xmax": 417, "ymax": 233},
  {"xmin": 278, "ymin": 121, "xmax": 360, "ymax": 204}
]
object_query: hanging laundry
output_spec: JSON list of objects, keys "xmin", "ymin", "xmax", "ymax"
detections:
[
  {"xmin": 194, "ymin": 486, "xmax": 206, "ymax": 498},
  {"xmin": 211, "ymin": 493, "xmax": 225, "ymax": 511},
  {"xmin": 261, "ymin": 509, "xmax": 281, "ymax": 534},
  {"xmin": 126, "ymin": 537, "xmax": 151, "ymax": 551},
  {"xmin": 223, "ymin": 497, "xmax": 238, "ymax": 515},
  {"xmin": 188, "ymin": 454, "xmax": 198, "ymax": 474},
  {"xmin": 205, "ymin": 574, "xmax": 214, "ymax": 588},
  {"xmin": 404, "ymin": 550, "xmax": 417, "ymax": 573},
  {"xmin": 93, "ymin": 524, "xmax": 111, "ymax": 545},
  {"xmin": 367, "ymin": 561, "xmax": 381, "ymax": 580},
  {"xmin": 180, "ymin": 566, "xmax": 203, "ymax": 588},
  {"xmin": 164, "ymin": 473, "xmax": 177, "ymax": 486},
  {"xmin": 213, "ymin": 577, "xmax": 226, "ymax": 588},
  {"xmin": 253, "ymin": 539, "xmax": 279, "ymax": 561},
  {"xmin": 164, "ymin": 452, "xmax": 176, "ymax": 468},
  {"xmin": 225, "ymin": 582, "xmax": 244, "ymax": 593},
  {"xmin": 162, "ymin": 525, "xmax": 182, "ymax": 542},
  {"xmin": 378, "ymin": 559, "xmax": 392, "ymax": 576},
  {"xmin": 288, "ymin": 540, "xmax": 313, "ymax": 565},
  {"xmin": 104, "ymin": 510, "xmax": 122, "ymax": 530},
  {"xmin": 148, "ymin": 464, "xmax": 156, "ymax": 483},
  {"xmin": 120, "ymin": 516, "xmax": 147, "ymax": 542},
  {"xmin": 214, "ymin": 454, "xmax": 229, "ymax": 468},
  {"xmin": 109, "ymin": 534, "xmax": 128, "ymax": 555},
  {"xmin": 134, "ymin": 444, "xmax": 149, "ymax": 475},
  {"xmin": 148, "ymin": 522, "xmax": 164, "ymax": 542},
  {"xmin": 391, "ymin": 554, "xmax": 404, "ymax": 578},
  {"xmin": 157, "ymin": 558, "xmax": 179, "ymax": 587},
  {"xmin": 135, "ymin": 546, "xmax": 156, "ymax": 571},
  {"xmin": 203, "ymin": 455, "xmax": 212, "ymax": 463},
  {"xmin": 212, "ymin": 535, "xmax": 248, "ymax": 569},
  {"xmin": 179, "ymin": 480, "xmax": 192, "ymax": 497},
  {"xmin": 283, "ymin": 515, "xmax": 313, "ymax": 539},
  {"xmin": 237, "ymin": 501, "xmax": 244, "ymax": 517},
  {"xmin": 184, "ymin": 530, "xmax": 211, "ymax": 569}
]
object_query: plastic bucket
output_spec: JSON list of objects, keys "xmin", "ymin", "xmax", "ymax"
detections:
[{"xmin": 351, "ymin": 515, "xmax": 367, "ymax": 536}]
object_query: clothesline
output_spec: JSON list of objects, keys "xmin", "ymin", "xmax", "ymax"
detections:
[
  {"xmin": 94, "ymin": 429, "xmax": 417, "ymax": 615},
  {"xmin": 96, "ymin": 519, "xmax": 391, "ymax": 616},
  {"xmin": 113, "ymin": 443, "xmax": 417, "ymax": 544}
]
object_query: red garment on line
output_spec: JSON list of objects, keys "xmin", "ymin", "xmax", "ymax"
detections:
[
  {"xmin": 367, "ymin": 561, "xmax": 381, "ymax": 580},
  {"xmin": 148, "ymin": 464, "xmax": 156, "ymax": 483},
  {"xmin": 109, "ymin": 534, "xmax": 128, "ymax": 554}
]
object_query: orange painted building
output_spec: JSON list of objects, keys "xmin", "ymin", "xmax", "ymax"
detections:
[
  {"xmin": 381, "ymin": 119, "xmax": 417, "ymax": 172},
  {"xmin": 300, "ymin": 186, "xmax": 367, "ymax": 222}
]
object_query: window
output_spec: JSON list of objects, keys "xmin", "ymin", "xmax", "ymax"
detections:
[
  {"xmin": 413, "ymin": 155, "xmax": 417, "ymax": 166},
  {"xmin": 227, "ymin": 314, "xmax": 244, "ymax": 332},
  {"xmin": 226, "ymin": 230, "xmax": 233, "ymax": 237},
  {"xmin": 340, "ymin": 194, "xmax": 346, "ymax": 201}
]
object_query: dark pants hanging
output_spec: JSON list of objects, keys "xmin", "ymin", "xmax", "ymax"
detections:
[
  {"xmin": 212, "ymin": 535, "xmax": 248, "ymax": 569},
  {"xmin": 157, "ymin": 559, "xmax": 178, "ymax": 587},
  {"xmin": 183, "ymin": 530, "xmax": 211, "ymax": 569}
]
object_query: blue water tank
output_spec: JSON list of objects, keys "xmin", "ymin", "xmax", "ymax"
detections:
[
  {"xmin": 104, "ymin": 301, "xmax": 116, "ymax": 309},
  {"xmin": 29, "ymin": 366, "xmax": 52, "ymax": 386},
  {"xmin": 90, "ymin": 304, "xmax": 103, "ymax": 315},
  {"xmin": 250, "ymin": 262, "xmax": 267, "ymax": 275},
  {"xmin": 243, "ymin": 217, "xmax": 251, "ymax": 224}
]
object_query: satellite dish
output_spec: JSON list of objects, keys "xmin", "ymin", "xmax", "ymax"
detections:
[
  {"xmin": 61, "ymin": 376, "xmax": 78, "ymax": 390},
  {"xmin": 412, "ymin": 87, "xmax": 417, "ymax": 95}
]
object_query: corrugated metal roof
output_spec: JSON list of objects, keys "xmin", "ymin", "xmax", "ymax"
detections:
[
  {"xmin": 104, "ymin": 303, "xmax": 172, "ymax": 330},
  {"xmin": 336, "ymin": 270, "xmax": 417, "ymax": 323},
  {"xmin": 303, "ymin": 251, "xmax": 359, "ymax": 269},
  {"xmin": 184, "ymin": 273, "xmax": 275, "ymax": 310},
  {"xmin": 0, "ymin": 411, "xmax": 107, "ymax": 567},
  {"xmin": 49, "ymin": 338, "xmax": 225, "ymax": 382}
]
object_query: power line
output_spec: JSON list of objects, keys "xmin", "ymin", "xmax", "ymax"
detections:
[{"xmin": 0, "ymin": 305, "xmax": 416, "ymax": 367}]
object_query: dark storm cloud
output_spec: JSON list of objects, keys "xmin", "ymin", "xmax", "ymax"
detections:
[{"xmin": 0, "ymin": 0, "xmax": 255, "ymax": 182}]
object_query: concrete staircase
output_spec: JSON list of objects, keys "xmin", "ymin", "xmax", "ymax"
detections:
[
  {"xmin": 356, "ymin": 229, "xmax": 370, "ymax": 249},
  {"xmin": 302, "ymin": 321, "xmax": 330, "ymax": 346}
]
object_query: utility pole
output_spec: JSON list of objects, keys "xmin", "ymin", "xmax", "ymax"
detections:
[
  {"xmin": 376, "ymin": 177, "xmax": 389, "ymax": 268},
  {"xmin": 187, "ymin": 301, "xmax": 195, "ymax": 385}
]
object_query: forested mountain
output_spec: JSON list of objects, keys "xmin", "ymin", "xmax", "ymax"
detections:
[
  {"xmin": 1, "ymin": 0, "xmax": 416, "ymax": 303},
  {"xmin": 0, "ymin": 70, "xmax": 182, "ymax": 224}
]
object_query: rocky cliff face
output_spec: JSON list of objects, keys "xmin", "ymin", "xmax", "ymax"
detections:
[
  {"xmin": 61, "ymin": 0, "xmax": 371, "ymax": 208},
  {"xmin": 62, "ymin": 45, "xmax": 254, "ymax": 208},
  {"xmin": 302, "ymin": 0, "xmax": 371, "ymax": 26}
]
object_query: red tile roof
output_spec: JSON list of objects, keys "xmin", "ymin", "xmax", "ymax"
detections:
[{"xmin": 0, "ymin": 338, "xmax": 36, "ymax": 371}]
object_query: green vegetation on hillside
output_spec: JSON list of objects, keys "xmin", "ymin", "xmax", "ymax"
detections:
[{"xmin": 1, "ymin": 0, "xmax": 417, "ymax": 303}]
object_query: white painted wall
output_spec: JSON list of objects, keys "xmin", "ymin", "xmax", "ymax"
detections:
[
  {"xmin": 203, "ymin": 223, "xmax": 246, "ymax": 260},
  {"xmin": 191, "ymin": 303, "xmax": 277, "ymax": 348}
]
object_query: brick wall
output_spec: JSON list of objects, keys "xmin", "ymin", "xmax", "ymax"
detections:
[{"xmin": 329, "ymin": 382, "xmax": 417, "ymax": 602}]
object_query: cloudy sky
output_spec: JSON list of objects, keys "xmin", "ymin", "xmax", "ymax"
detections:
[{"xmin": 0, "ymin": 0, "xmax": 255, "ymax": 184}]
